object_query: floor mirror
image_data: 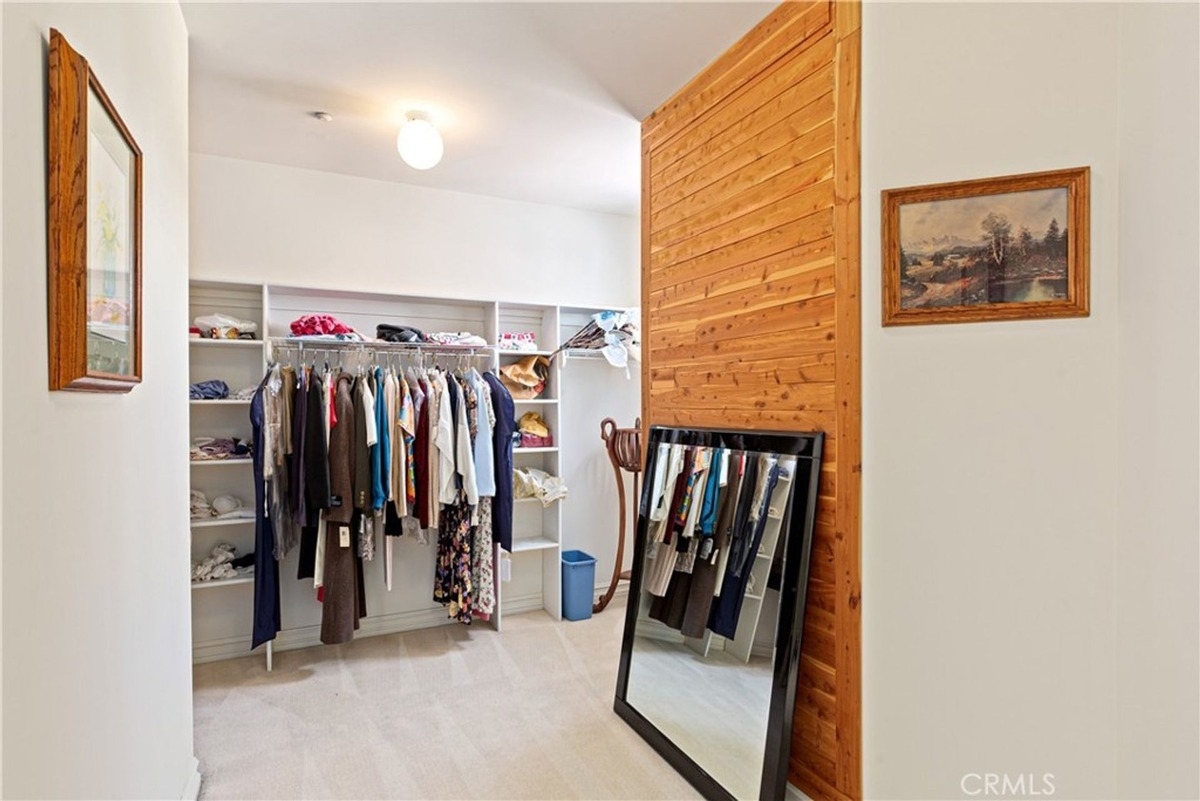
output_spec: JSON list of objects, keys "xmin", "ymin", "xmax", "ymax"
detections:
[{"xmin": 614, "ymin": 426, "xmax": 824, "ymax": 801}]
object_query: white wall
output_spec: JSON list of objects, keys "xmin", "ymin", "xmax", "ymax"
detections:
[
  {"xmin": 190, "ymin": 154, "xmax": 640, "ymax": 643},
  {"xmin": 190, "ymin": 153, "xmax": 639, "ymax": 308},
  {"xmin": 0, "ymin": 5, "xmax": 5, "ymax": 792},
  {"xmin": 1115, "ymin": 4, "xmax": 1200, "ymax": 798},
  {"xmin": 2, "ymin": 4, "xmax": 196, "ymax": 798},
  {"xmin": 862, "ymin": 4, "xmax": 1123, "ymax": 798}
]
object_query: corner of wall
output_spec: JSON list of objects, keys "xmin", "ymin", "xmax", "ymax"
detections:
[{"xmin": 0, "ymin": 3, "xmax": 6, "ymax": 794}]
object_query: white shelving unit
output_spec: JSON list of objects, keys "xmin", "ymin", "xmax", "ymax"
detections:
[
  {"xmin": 187, "ymin": 280, "xmax": 638, "ymax": 664},
  {"xmin": 497, "ymin": 302, "xmax": 564, "ymax": 624},
  {"xmin": 188, "ymin": 280, "xmax": 271, "ymax": 669}
]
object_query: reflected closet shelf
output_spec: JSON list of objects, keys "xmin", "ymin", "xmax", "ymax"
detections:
[
  {"xmin": 190, "ymin": 399, "xmax": 251, "ymax": 406},
  {"xmin": 514, "ymin": 447, "xmax": 558, "ymax": 454},
  {"xmin": 189, "ymin": 459, "xmax": 251, "ymax": 467}
]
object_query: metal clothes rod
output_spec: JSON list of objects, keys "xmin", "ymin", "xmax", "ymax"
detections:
[{"xmin": 267, "ymin": 337, "xmax": 495, "ymax": 360}]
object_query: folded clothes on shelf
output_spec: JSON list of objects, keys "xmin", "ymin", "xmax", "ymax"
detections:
[
  {"xmin": 192, "ymin": 543, "xmax": 255, "ymax": 582},
  {"xmin": 513, "ymin": 467, "xmax": 568, "ymax": 506},
  {"xmin": 427, "ymin": 331, "xmax": 488, "ymax": 347},
  {"xmin": 189, "ymin": 379, "xmax": 230, "ymax": 400},
  {"xmin": 194, "ymin": 313, "xmax": 258, "ymax": 340},
  {"xmin": 517, "ymin": 412, "xmax": 553, "ymax": 447},
  {"xmin": 190, "ymin": 436, "xmax": 252, "ymax": 461},
  {"xmin": 376, "ymin": 324, "xmax": 426, "ymax": 343},
  {"xmin": 498, "ymin": 332, "xmax": 538, "ymax": 352},
  {"xmin": 190, "ymin": 490, "xmax": 254, "ymax": 520},
  {"xmin": 290, "ymin": 313, "xmax": 358, "ymax": 337}
]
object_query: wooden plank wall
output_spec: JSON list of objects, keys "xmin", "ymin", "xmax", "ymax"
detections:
[{"xmin": 640, "ymin": 2, "xmax": 861, "ymax": 798}]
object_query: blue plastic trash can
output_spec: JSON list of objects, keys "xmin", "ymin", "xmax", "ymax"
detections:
[{"xmin": 561, "ymin": 550, "xmax": 597, "ymax": 621}]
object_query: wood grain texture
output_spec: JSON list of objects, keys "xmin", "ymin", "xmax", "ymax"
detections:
[
  {"xmin": 641, "ymin": 2, "xmax": 861, "ymax": 797},
  {"xmin": 47, "ymin": 29, "xmax": 143, "ymax": 393},
  {"xmin": 643, "ymin": 0, "xmax": 830, "ymax": 151},
  {"xmin": 47, "ymin": 29, "xmax": 89, "ymax": 391},
  {"xmin": 832, "ymin": 8, "xmax": 862, "ymax": 795}
]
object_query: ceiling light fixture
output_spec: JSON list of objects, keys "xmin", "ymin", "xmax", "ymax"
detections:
[
  {"xmin": 396, "ymin": 112, "xmax": 443, "ymax": 170},
  {"xmin": 310, "ymin": 111, "xmax": 333, "ymax": 122}
]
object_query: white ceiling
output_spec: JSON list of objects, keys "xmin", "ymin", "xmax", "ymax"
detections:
[{"xmin": 182, "ymin": 2, "xmax": 775, "ymax": 216}]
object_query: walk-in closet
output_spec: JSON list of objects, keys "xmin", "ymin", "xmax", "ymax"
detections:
[{"xmin": 8, "ymin": 0, "xmax": 1197, "ymax": 800}]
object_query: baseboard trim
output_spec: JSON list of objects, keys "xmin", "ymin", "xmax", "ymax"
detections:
[
  {"xmin": 192, "ymin": 579, "xmax": 628, "ymax": 664},
  {"xmin": 181, "ymin": 756, "xmax": 201, "ymax": 801},
  {"xmin": 193, "ymin": 593, "xmax": 562, "ymax": 664}
]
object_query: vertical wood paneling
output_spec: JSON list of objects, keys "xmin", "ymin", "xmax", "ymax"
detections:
[{"xmin": 641, "ymin": 2, "xmax": 860, "ymax": 798}]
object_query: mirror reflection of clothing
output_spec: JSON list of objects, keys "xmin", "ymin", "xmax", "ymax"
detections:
[{"xmin": 708, "ymin": 455, "xmax": 781, "ymax": 639}]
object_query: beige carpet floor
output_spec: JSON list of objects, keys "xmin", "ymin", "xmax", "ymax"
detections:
[{"xmin": 193, "ymin": 596, "xmax": 701, "ymax": 800}]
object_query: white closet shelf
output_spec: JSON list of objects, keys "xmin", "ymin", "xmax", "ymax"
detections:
[
  {"xmin": 190, "ymin": 339, "xmax": 265, "ymax": 349},
  {"xmin": 513, "ymin": 497, "xmax": 551, "ymax": 505},
  {"xmin": 514, "ymin": 447, "xmax": 558, "ymax": 454},
  {"xmin": 190, "ymin": 399, "xmax": 251, "ymax": 406},
  {"xmin": 191, "ymin": 518, "xmax": 254, "ymax": 529},
  {"xmin": 189, "ymin": 458, "xmax": 252, "ymax": 467},
  {"xmin": 512, "ymin": 398, "xmax": 558, "ymax": 405},
  {"xmin": 561, "ymin": 348, "xmax": 611, "ymax": 361},
  {"xmin": 499, "ymin": 349, "xmax": 555, "ymax": 357},
  {"xmin": 509, "ymin": 537, "xmax": 559, "ymax": 553},
  {"xmin": 191, "ymin": 574, "xmax": 254, "ymax": 590}
]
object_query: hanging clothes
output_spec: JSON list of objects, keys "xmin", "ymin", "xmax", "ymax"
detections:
[
  {"xmin": 251, "ymin": 374, "xmax": 281, "ymax": 650},
  {"xmin": 298, "ymin": 369, "xmax": 331, "ymax": 579},
  {"xmin": 252, "ymin": 349, "xmax": 516, "ymax": 643},
  {"xmin": 481, "ymin": 371, "xmax": 515, "ymax": 552},
  {"xmin": 321, "ymin": 372, "xmax": 364, "ymax": 645},
  {"xmin": 680, "ymin": 455, "xmax": 744, "ymax": 639},
  {"xmin": 708, "ymin": 454, "xmax": 779, "ymax": 640}
]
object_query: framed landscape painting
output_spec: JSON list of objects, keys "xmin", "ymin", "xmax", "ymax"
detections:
[{"xmin": 882, "ymin": 167, "xmax": 1089, "ymax": 326}]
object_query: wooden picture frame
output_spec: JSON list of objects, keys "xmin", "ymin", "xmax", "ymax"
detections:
[
  {"xmin": 48, "ymin": 28, "xmax": 143, "ymax": 392},
  {"xmin": 882, "ymin": 167, "xmax": 1089, "ymax": 326}
]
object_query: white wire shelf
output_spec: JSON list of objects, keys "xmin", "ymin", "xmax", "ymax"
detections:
[
  {"xmin": 514, "ymin": 447, "xmax": 558, "ymax": 454},
  {"xmin": 512, "ymin": 398, "xmax": 558, "ymax": 405},
  {"xmin": 189, "ymin": 458, "xmax": 252, "ymax": 467},
  {"xmin": 267, "ymin": 337, "xmax": 494, "ymax": 358},
  {"xmin": 190, "ymin": 399, "xmax": 251, "ymax": 406},
  {"xmin": 498, "ymin": 349, "xmax": 555, "ymax": 357}
]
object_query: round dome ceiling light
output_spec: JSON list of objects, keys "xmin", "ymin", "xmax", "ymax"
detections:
[{"xmin": 396, "ymin": 112, "xmax": 444, "ymax": 170}]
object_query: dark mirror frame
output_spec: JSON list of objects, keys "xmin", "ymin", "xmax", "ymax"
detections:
[{"xmin": 613, "ymin": 426, "xmax": 824, "ymax": 801}]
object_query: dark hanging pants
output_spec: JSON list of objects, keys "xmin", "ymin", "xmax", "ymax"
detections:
[
  {"xmin": 482, "ymin": 372, "xmax": 515, "ymax": 552},
  {"xmin": 251, "ymin": 375, "xmax": 281, "ymax": 649}
]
